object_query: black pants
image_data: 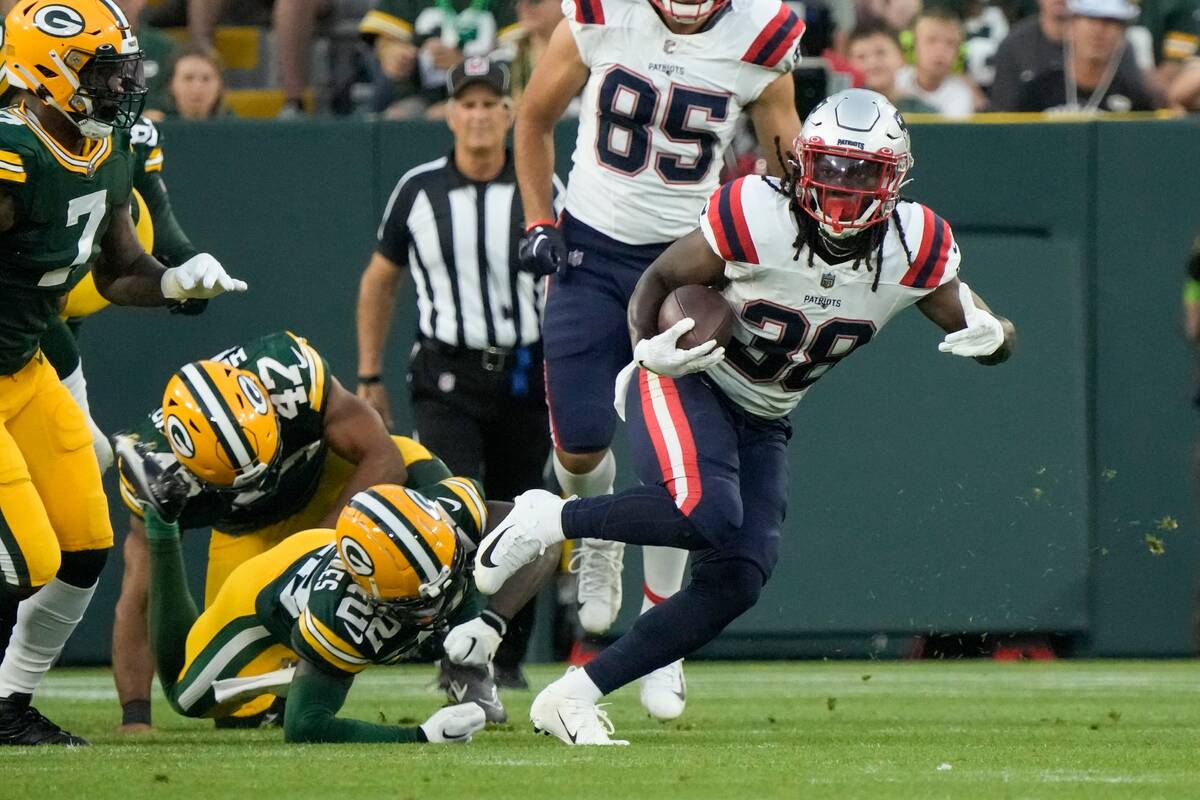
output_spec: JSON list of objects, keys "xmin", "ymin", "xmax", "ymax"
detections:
[{"xmin": 410, "ymin": 340, "xmax": 551, "ymax": 669}]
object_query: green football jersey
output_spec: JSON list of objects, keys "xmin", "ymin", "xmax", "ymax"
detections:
[
  {"xmin": 0, "ymin": 104, "xmax": 135, "ymax": 375},
  {"xmin": 255, "ymin": 478, "xmax": 487, "ymax": 675},
  {"xmin": 118, "ymin": 330, "xmax": 335, "ymax": 534}
]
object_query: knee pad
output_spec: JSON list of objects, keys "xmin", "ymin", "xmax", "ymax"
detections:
[
  {"xmin": 690, "ymin": 557, "xmax": 765, "ymax": 619},
  {"xmin": 57, "ymin": 547, "xmax": 109, "ymax": 588}
]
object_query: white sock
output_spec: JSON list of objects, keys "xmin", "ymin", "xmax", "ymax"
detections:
[
  {"xmin": 58, "ymin": 364, "xmax": 112, "ymax": 473},
  {"xmin": 640, "ymin": 546, "xmax": 689, "ymax": 614},
  {"xmin": 0, "ymin": 578, "xmax": 97, "ymax": 698},
  {"xmin": 560, "ymin": 665, "xmax": 603, "ymax": 703},
  {"xmin": 553, "ymin": 450, "xmax": 615, "ymax": 499}
]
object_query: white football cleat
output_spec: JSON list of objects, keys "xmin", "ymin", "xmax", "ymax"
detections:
[
  {"xmin": 571, "ymin": 539, "xmax": 625, "ymax": 634},
  {"xmin": 640, "ymin": 659, "xmax": 686, "ymax": 721},
  {"xmin": 474, "ymin": 489, "xmax": 567, "ymax": 595},
  {"xmin": 530, "ymin": 668, "xmax": 629, "ymax": 746}
]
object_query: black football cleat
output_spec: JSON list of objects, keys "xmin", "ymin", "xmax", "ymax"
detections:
[
  {"xmin": 442, "ymin": 660, "xmax": 507, "ymax": 724},
  {"xmin": 0, "ymin": 694, "xmax": 88, "ymax": 746}
]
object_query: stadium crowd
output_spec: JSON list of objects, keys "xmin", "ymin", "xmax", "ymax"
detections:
[{"xmin": 4, "ymin": 0, "xmax": 1195, "ymax": 116}]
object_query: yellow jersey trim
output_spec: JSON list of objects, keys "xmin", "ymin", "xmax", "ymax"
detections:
[
  {"xmin": 14, "ymin": 105, "xmax": 113, "ymax": 175},
  {"xmin": 0, "ymin": 163, "xmax": 26, "ymax": 183},
  {"xmin": 304, "ymin": 341, "xmax": 327, "ymax": 412},
  {"xmin": 144, "ymin": 147, "xmax": 164, "ymax": 172},
  {"xmin": 360, "ymin": 9, "xmax": 413, "ymax": 39},
  {"xmin": 442, "ymin": 477, "xmax": 486, "ymax": 533},
  {"xmin": 299, "ymin": 609, "xmax": 369, "ymax": 673},
  {"xmin": 0, "ymin": 150, "xmax": 23, "ymax": 167}
]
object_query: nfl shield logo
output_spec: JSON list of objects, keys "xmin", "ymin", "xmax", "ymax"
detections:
[{"xmin": 820, "ymin": 272, "xmax": 835, "ymax": 289}]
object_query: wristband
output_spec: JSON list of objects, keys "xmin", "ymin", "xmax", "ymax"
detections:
[
  {"xmin": 524, "ymin": 219, "xmax": 557, "ymax": 232},
  {"xmin": 480, "ymin": 608, "xmax": 509, "ymax": 637},
  {"xmin": 358, "ymin": 374, "xmax": 383, "ymax": 385}
]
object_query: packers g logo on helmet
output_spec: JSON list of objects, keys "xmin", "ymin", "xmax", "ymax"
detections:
[
  {"xmin": 336, "ymin": 485, "xmax": 464, "ymax": 628},
  {"xmin": 3, "ymin": 0, "xmax": 147, "ymax": 138},
  {"xmin": 161, "ymin": 360, "xmax": 280, "ymax": 491}
]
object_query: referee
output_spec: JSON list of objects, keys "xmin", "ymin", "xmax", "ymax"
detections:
[{"xmin": 355, "ymin": 56, "xmax": 561, "ymax": 689}]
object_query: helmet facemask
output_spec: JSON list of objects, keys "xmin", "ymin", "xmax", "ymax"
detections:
[
  {"xmin": 67, "ymin": 46, "xmax": 147, "ymax": 138},
  {"xmin": 378, "ymin": 546, "xmax": 467, "ymax": 630},
  {"xmin": 797, "ymin": 143, "xmax": 911, "ymax": 239},
  {"xmin": 648, "ymin": 0, "xmax": 728, "ymax": 24}
]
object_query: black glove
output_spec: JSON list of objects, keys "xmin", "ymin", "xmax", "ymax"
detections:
[
  {"xmin": 517, "ymin": 222, "xmax": 567, "ymax": 277},
  {"xmin": 113, "ymin": 434, "xmax": 193, "ymax": 524}
]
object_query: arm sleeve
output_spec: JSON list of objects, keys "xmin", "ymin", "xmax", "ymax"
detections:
[
  {"xmin": 136, "ymin": 171, "xmax": 199, "ymax": 266},
  {"xmin": 282, "ymin": 660, "xmax": 425, "ymax": 743}
]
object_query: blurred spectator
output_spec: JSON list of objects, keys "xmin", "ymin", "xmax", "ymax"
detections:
[
  {"xmin": 1184, "ymin": 237, "xmax": 1200, "ymax": 343},
  {"xmin": 360, "ymin": 0, "xmax": 518, "ymax": 118},
  {"xmin": 117, "ymin": 0, "xmax": 177, "ymax": 114},
  {"xmin": 505, "ymin": 0, "xmax": 564, "ymax": 104},
  {"xmin": 896, "ymin": 8, "xmax": 982, "ymax": 115},
  {"xmin": 1128, "ymin": 0, "xmax": 1200, "ymax": 91},
  {"xmin": 1168, "ymin": 56, "xmax": 1200, "ymax": 108},
  {"xmin": 858, "ymin": 0, "xmax": 924, "ymax": 32},
  {"xmin": 847, "ymin": 22, "xmax": 940, "ymax": 112},
  {"xmin": 189, "ymin": 0, "xmax": 321, "ymax": 117},
  {"xmin": 952, "ymin": 0, "xmax": 1012, "ymax": 88},
  {"xmin": 162, "ymin": 47, "xmax": 232, "ymax": 120},
  {"xmin": 1011, "ymin": 0, "xmax": 1157, "ymax": 111},
  {"xmin": 990, "ymin": 0, "xmax": 1146, "ymax": 108}
]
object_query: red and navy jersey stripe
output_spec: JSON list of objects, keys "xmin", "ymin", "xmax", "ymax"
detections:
[
  {"xmin": 901, "ymin": 206, "xmax": 955, "ymax": 289},
  {"xmin": 740, "ymin": 5, "xmax": 805, "ymax": 68},
  {"xmin": 706, "ymin": 178, "xmax": 759, "ymax": 264},
  {"xmin": 573, "ymin": 0, "xmax": 604, "ymax": 24}
]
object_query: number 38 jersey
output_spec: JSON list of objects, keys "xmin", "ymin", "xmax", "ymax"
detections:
[
  {"xmin": 562, "ymin": 0, "xmax": 803, "ymax": 245},
  {"xmin": 118, "ymin": 330, "xmax": 334, "ymax": 534},
  {"xmin": 699, "ymin": 176, "xmax": 961, "ymax": 419}
]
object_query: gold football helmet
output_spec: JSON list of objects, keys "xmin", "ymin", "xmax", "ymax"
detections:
[
  {"xmin": 161, "ymin": 360, "xmax": 280, "ymax": 491},
  {"xmin": 336, "ymin": 484, "xmax": 465, "ymax": 628},
  {"xmin": 3, "ymin": 0, "xmax": 146, "ymax": 138}
]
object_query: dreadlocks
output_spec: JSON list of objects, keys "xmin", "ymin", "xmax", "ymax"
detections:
[{"xmin": 770, "ymin": 137, "xmax": 915, "ymax": 292}]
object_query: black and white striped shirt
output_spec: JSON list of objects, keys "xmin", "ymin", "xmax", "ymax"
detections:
[{"xmin": 377, "ymin": 152, "xmax": 563, "ymax": 350}]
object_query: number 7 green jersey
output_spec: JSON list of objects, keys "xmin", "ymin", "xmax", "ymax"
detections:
[{"xmin": 0, "ymin": 103, "xmax": 134, "ymax": 375}]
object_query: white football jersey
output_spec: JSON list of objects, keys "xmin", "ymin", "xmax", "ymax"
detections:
[
  {"xmin": 561, "ymin": 0, "xmax": 804, "ymax": 245},
  {"xmin": 698, "ymin": 176, "xmax": 960, "ymax": 419}
]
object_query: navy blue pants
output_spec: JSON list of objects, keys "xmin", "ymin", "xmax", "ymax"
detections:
[
  {"xmin": 541, "ymin": 214, "xmax": 670, "ymax": 454},
  {"xmin": 561, "ymin": 371, "xmax": 792, "ymax": 693}
]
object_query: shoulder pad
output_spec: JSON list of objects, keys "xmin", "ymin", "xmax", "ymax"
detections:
[
  {"xmin": 736, "ymin": 0, "xmax": 805, "ymax": 69},
  {"xmin": 704, "ymin": 175, "xmax": 784, "ymax": 265}
]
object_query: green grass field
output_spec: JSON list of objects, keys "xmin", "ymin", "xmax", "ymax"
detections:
[{"xmin": 4, "ymin": 661, "xmax": 1200, "ymax": 799}]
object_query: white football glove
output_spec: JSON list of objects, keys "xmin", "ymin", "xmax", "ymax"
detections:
[
  {"xmin": 938, "ymin": 282, "xmax": 1005, "ymax": 358},
  {"xmin": 161, "ymin": 253, "xmax": 248, "ymax": 300},
  {"xmin": 443, "ymin": 614, "xmax": 504, "ymax": 668},
  {"xmin": 612, "ymin": 318, "xmax": 725, "ymax": 421},
  {"xmin": 419, "ymin": 702, "xmax": 487, "ymax": 744}
]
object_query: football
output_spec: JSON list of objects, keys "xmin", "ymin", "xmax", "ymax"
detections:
[{"xmin": 658, "ymin": 284, "xmax": 736, "ymax": 351}]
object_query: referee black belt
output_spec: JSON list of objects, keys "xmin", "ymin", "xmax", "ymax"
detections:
[{"xmin": 419, "ymin": 338, "xmax": 541, "ymax": 373}]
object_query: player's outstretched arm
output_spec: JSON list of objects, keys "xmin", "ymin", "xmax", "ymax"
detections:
[
  {"xmin": 627, "ymin": 229, "xmax": 728, "ymax": 346},
  {"xmin": 514, "ymin": 18, "xmax": 589, "ymax": 226},
  {"xmin": 749, "ymin": 72, "xmax": 802, "ymax": 178},
  {"xmin": 317, "ymin": 377, "xmax": 409, "ymax": 528},
  {"xmin": 283, "ymin": 660, "xmax": 485, "ymax": 744},
  {"xmin": 94, "ymin": 203, "xmax": 246, "ymax": 306},
  {"xmin": 918, "ymin": 278, "xmax": 1016, "ymax": 365},
  {"xmin": 356, "ymin": 251, "xmax": 407, "ymax": 429}
]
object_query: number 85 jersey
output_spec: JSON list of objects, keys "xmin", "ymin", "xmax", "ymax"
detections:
[
  {"xmin": 562, "ymin": 0, "xmax": 803, "ymax": 245},
  {"xmin": 700, "ymin": 176, "xmax": 961, "ymax": 419}
]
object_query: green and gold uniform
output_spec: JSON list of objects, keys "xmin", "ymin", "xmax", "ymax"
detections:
[
  {"xmin": 118, "ymin": 330, "xmax": 443, "ymax": 605},
  {"xmin": 0, "ymin": 103, "xmax": 136, "ymax": 589},
  {"xmin": 149, "ymin": 476, "xmax": 487, "ymax": 742}
]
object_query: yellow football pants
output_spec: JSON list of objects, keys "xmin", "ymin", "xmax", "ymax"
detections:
[
  {"xmin": 0, "ymin": 353, "xmax": 111, "ymax": 591},
  {"xmin": 168, "ymin": 530, "xmax": 332, "ymax": 718}
]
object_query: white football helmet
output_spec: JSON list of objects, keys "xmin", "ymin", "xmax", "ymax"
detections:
[{"xmin": 794, "ymin": 89, "xmax": 914, "ymax": 239}]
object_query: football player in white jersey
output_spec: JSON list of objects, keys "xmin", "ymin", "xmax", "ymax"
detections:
[
  {"xmin": 513, "ymin": 0, "xmax": 804, "ymax": 720},
  {"xmin": 475, "ymin": 89, "xmax": 1015, "ymax": 745}
]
